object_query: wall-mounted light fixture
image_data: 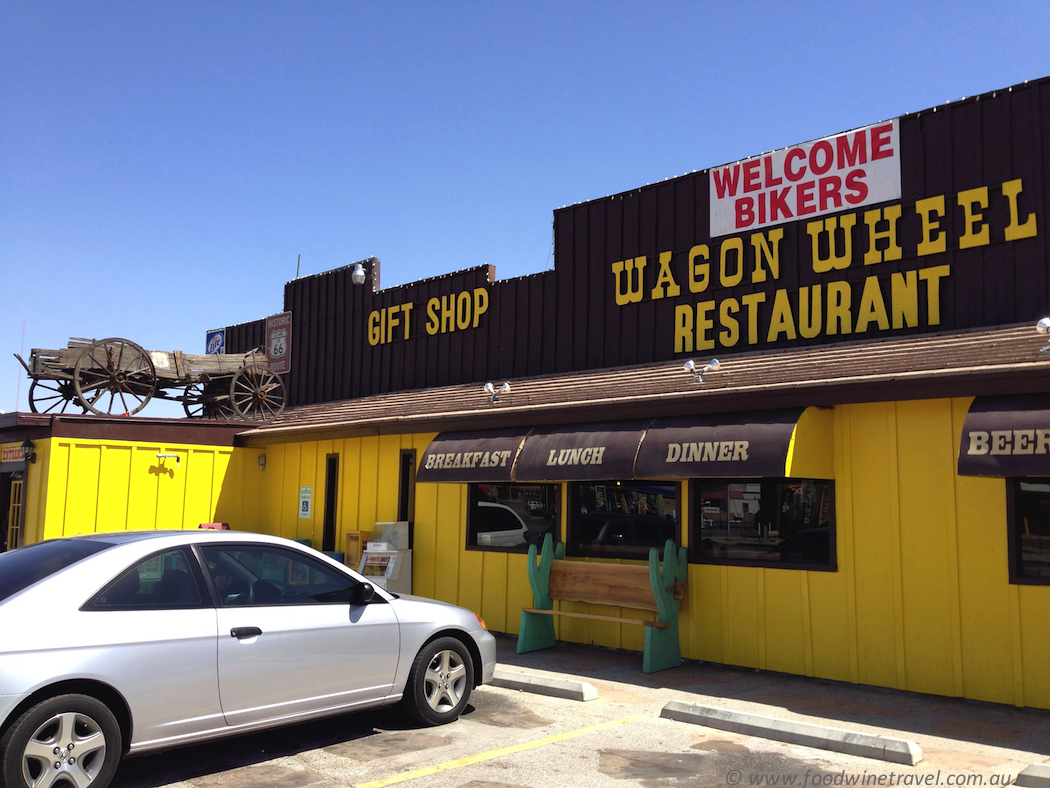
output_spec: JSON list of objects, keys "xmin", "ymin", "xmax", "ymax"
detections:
[
  {"xmin": 257, "ymin": 455, "xmax": 267, "ymax": 470},
  {"xmin": 683, "ymin": 358, "xmax": 720, "ymax": 383},
  {"xmin": 156, "ymin": 452, "xmax": 181, "ymax": 467},
  {"xmin": 351, "ymin": 262, "xmax": 367, "ymax": 286},
  {"xmin": 484, "ymin": 381, "xmax": 511, "ymax": 403},
  {"xmin": 1037, "ymin": 318, "xmax": 1050, "ymax": 353},
  {"xmin": 20, "ymin": 439, "xmax": 36, "ymax": 465}
]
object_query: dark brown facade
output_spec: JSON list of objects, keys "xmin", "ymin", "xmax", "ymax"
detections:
[{"xmin": 227, "ymin": 77, "xmax": 1049, "ymax": 408}]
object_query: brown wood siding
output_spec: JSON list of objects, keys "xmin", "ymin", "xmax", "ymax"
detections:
[{"xmin": 223, "ymin": 79, "xmax": 1050, "ymax": 408}]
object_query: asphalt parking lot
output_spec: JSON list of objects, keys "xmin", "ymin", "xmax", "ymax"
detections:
[{"xmin": 107, "ymin": 635, "xmax": 1050, "ymax": 788}]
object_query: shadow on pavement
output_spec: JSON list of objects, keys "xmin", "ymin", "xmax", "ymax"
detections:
[{"xmin": 111, "ymin": 705, "xmax": 453, "ymax": 788}]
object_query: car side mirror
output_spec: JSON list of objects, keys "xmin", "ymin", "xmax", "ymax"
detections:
[{"xmin": 357, "ymin": 582, "xmax": 375, "ymax": 604}]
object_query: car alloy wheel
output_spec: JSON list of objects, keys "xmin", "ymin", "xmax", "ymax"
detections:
[
  {"xmin": 403, "ymin": 636, "xmax": 474, "ymax": 726},
  {"xmin": 0, "ymin": 694, "xmax": 121, "ymax": 788}
]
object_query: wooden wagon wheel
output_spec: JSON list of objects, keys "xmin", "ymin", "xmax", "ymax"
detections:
[
  {"xmin": 28, "ymin": 378, "xmax": 87, "ymax": 415},
  {"xmin": 73, "ymin": 338, "xmax": 157, "ymax": 416},
  {"xmin": 229, "ymin": 363, "xmax": 286, "ymax": 422},
  {"xmin": 182, "ymin": 381, "xmax": 236, "ymax": 420}
]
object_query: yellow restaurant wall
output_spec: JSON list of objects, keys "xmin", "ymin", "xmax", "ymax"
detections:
[
  {"xmin": 16, "ymin": 399, "xmax": 1050, "ymax": 709},
  {"xmin": 409, "ymin": 400, "xmax": 1049, "ymax": 709},
  {"xmin": 27, "ymin": 438, "xmax": 239, "ymax": 540}
]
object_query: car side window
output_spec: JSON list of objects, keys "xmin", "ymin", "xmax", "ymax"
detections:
[
  {"xmin": 89, "ymin": 548, "xmax": 205, "ymax": 610},
  {"xmin": 198, "ymin": 544, "xmax": 360, "ymax": 606}
]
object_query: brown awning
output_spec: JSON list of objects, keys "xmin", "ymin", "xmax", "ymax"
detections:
[
  {"xmin": 514, "ymin": 420, "xmax": 650, "ymax": 482},
  {"xmin": 635, "ymin": 409, "xmax": 807, "ymax": 479},
  {"xmin": 958, "ymin": 395, "xmax": 1050, "ymax": 477},
  {"xmin": 416, "ymin": 428, "xmax": 529, "ymax": 483}
]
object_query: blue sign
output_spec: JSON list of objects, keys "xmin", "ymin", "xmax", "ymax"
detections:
[{"xmin": 206, "ymin": 328, "xmax": 226, "ymax": 355}]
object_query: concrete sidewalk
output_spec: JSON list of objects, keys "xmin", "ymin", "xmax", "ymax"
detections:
[{"xmin": 492, "ymin": 632, "xmax": 1050, "ymax": 777}]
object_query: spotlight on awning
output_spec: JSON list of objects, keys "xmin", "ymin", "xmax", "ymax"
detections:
[
  {"xmin": 1036, "ymin": 318, "xmax": 1050, "ymax": 353},
  {"xmin": 483, "ymin": 381, "xmax": 511, "ymax": 403},
  {"xmin": 683, "ymin": 358, "xmax": 720, "ymax": 383}
]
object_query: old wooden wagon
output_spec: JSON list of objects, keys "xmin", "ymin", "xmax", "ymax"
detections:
[{"xmin": 14, "ymin": 337, "xmax": 286, "ymax": 421}]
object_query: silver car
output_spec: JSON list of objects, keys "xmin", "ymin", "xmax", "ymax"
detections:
[{"xmin": 0, "ymin": 530, "xmax": 496, "ymax": 788}]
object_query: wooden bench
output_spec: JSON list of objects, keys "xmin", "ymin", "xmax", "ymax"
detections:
[{"xmin": 517, "ymin": 534, "xmax": 687, "ymax": 673}]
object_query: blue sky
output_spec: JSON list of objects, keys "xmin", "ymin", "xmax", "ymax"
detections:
[{"xmin": 2, "ymin": 1, "xmax": 1048, "ymax": 415}]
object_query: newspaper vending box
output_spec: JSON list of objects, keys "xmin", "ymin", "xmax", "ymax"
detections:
[{"xmin": 357, "ymin": 522, "xmax": 412, "ymax": 594}]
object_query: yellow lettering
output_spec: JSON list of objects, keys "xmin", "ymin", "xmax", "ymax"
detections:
[
  {"xmin": 696, "ymin": 301, "xmax": 715, "ymax": 351},
  {"xmin": 916, "ymin": 195, "xmax": 946, "ymax": 256},
  {"xmin": 368, "ymin": 310, "xmax": 382, "ymax": 346},
  {"xmin": 750, "ymin": 229, "xmax": 783, "ymax": 283},
  {"xmin": 741, "ymin": 292, "xmax": 766, "ymax": 345},
  {"xmin": 855, "ymin": 276, "xmax": 889, "ymax": 333},
  {"xmin": 398, "ymin": 302, "xmax": 411, "ymax": 340},
  {"xmin": 890, "ymin": 271, "xmax": 917, "ymax": 329},
  {"xmin": 400, "ymin": 302, "xmax": 413, "ymax": 339},
  {"xmin": 767, "ymin": 288, "xmax": 797, "ymax": 342},
  {"xmin": 919, "ymin": 264, "xmax": 950, "ymax": 326},
  {"xmin": 720, "ymin": 237, "xmax": 744, "ymax": 287},
  {"xmin": 809, "ymin": 214, "xmax": 857, "ymax": 273},
  {"xmin": 674, "ymin": 305, "xmax": 694, "ymax": 353},
  {"xmin": 1003, "ymin": 179, "xmax": 1038, "ymax": 241},
  {"xmin": 426, "ymin": 297, "xmax": 440, "ymax": 336},
  {"xmin": 386, "ymin": 305, "xmax": 400, "ymax": 343},
  {"xmin": 473, "ymin": 287, "xmax": 489, "ymax": 327},
  {"xmin": 441, "ymin": 294, "xmax": 455, "ymax": 333},
  {"xmin": 827, "ymin": 281, "xmax": 852, "ymax": 336},
  {"xmin": 719, "ymin": 298, "xmax": 740, "ymax": 347},
  {"xmin": 688, "ymin": 245, "xmax": 710, "ymax": 293},
  {"xmin": 456, "ymin": 291, "xmax": 471, "ymax": 330},
  {"xmin": 798, "ymin": 285, "xmax": 822, "ymax": 339},
  {"xmin": 863, "ymin": 205, "xmax": 902, "ymax": 265},
  {"xmin": 958, "ymin": 186, "xmax": 990, "ymax": 249},
  {"xmin": 650, "ymin": 251, "xmax": 681, "ymax": 299},
  {"xmin": 612, "ymin": 258, "xmax": 647, "ymax": 305}
]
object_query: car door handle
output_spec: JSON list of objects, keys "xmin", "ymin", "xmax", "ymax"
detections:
[{"xmin": 230, "ymin": 627, "xmax": 262, "ymax": 639}]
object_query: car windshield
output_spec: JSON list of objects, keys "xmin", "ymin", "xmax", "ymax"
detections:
[{"xmin": 0, "ymin": 539, "xmax": 114, "ymax": 603}]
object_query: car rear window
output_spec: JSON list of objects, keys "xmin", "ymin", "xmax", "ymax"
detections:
[{"xmin": 0, "ymin": 540, "xmax": 114, "ymax": 603}]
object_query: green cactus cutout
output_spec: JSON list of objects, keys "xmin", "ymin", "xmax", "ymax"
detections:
[
  {"xmin": 516, "ymin": 533, "xmax": 564, "ymax": 654},
  {"xmin": 643, "ymin": 538, "xmax": 688, "ymax": 673}
]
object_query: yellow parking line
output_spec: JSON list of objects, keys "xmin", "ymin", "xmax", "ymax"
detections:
[{"xmin": 352, "ymin": 715, "xmax": 643, "ymax": 788}]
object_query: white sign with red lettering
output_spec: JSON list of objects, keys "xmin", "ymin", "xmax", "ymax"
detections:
[
  {"xmin": 709, "ymin": 118, "xmax": 901, "ymax": 237},
  {"xmin": 2, "ymin": 447, "xmax": 25, "ymax": 463}
]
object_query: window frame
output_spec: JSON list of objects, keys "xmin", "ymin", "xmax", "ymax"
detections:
[
  {"xmin": 196, "ymin": 542, "xmax": 370, "ymax": 606},
  {"xmin": 566, "ymin": 479, "xmax": 682, "ymax": 560},
  {"xmin": 687, "ymin": 477, "xmax": 838, "ymax": 572},
  {"xmin": 465, "ymin": 482, "xmax": 561, "ymax": 554},
  {"xmin": 85, "ymin": 546, "xmax": 210, "ymax": 611},
  {"xmin": 1007, "ymin": 477, "xmax": 1050, "ymax": 586}
]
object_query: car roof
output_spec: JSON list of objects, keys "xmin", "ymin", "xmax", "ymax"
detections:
[{"xmin": 44, "ymin": 530, "xmax": 275, "ymax": 547}]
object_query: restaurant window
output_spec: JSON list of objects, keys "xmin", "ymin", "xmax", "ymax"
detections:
[
  {"xmin": 467, "ymin": 483, "xmax": 560, "ymax": 552},
  {"xmin": 690, "ymin": 478, "xmax": 835, "ymax": 570},
  {"xmin": 567, "ymin": 480, "xmax": 680, "ymax": 560},
  {"xmin": 1010, "ymin": 478, "xmax": 1050, "ymax": 584}
]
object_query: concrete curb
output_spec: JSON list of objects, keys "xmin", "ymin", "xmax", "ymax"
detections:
[
  {"xmin": 1016, "ymin": 764, "xmax": 1050, "ymax": 788},
  {"xmin": 660, "ymin": 701, "xmax": 922, "ymax": 766},
  {"xmin": 491, "ymin": 667, "xmax": 599, "ymax": 701}
]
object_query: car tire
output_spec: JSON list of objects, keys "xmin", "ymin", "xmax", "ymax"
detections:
[
  {"xmin": 401, "ymin": 636, "xmax": 474, "ymax": 726},
  {"xmin": 0, "ymin": 693, "xmax": 122, "ymax": 788}
]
